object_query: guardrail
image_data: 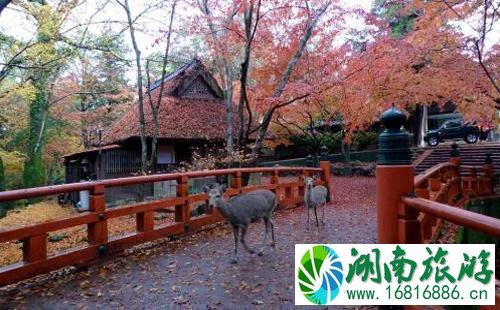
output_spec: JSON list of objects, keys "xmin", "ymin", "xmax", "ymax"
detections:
[
  {"xmin": 376, "ymin": 107, "xmax": 499, "ymax": 308},
  {"xmin": 0, "ymin": 162, "xmax": 332, "ymax": 287},
  {"xmin": 409, "ymin": 155, "xmax": 494, "ymax": 243}
]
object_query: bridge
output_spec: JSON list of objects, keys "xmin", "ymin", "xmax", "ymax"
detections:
[{"xmin": 0, "ymin": 107, "xmax": 499, "ymax": 308}]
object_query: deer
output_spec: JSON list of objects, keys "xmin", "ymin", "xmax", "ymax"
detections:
[
  {"xmin": 203, "ymin": 183, "xmax": 277, "ymax": 264},
  {"xmin": 304, "ymin": 176, "xmax": 328, "ymax": 229}
]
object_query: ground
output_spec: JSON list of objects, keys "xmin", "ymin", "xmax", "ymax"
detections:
[{"xmin": 0, "ymin": 177, "xmax": 376, "ymax": 309}]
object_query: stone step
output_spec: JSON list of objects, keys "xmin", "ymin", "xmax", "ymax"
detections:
[{"xmin": 413, "ymin": 143, "xmax": 500, "ymax": 176}]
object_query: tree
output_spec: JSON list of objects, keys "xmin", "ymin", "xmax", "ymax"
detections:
[
  {"xmin": 411, "ymin": 0, "xmax": 499, "ymax": 104},
  {"xmin": 252, "ymin": 1, "xmax": 331, "ymax": 156},
  {"xmin": 196, "ymin": 0, "xmax": 239, "ymax": 153},
  {"xmin": 193, "ymin": 0, "xmax": 345, "ymax": 157},
  {"xmin": 146, "ymin": 0, "xmax": 177, "ymax": 171},
  {"xmin": 1, "ymin": 0, "xmax": 124, "ymax": 187},
  {"xmin": 115, "ymin": 0, "xmax": 169, "ymax": 172},
  {"xmin": 18, "ymin": 1, "xmax": 78, "ymax": 188}
]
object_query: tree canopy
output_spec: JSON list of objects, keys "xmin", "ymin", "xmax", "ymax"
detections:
[{"xmin": 0, "ymin": 0, "xmax": 497, "ymax": 189}]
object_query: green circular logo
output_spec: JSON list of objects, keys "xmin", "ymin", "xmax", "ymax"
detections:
[{"xmin": 297, "ymin": 245, "xmax": 344, "ymax": 305}]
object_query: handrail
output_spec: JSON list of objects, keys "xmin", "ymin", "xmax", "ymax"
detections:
[
  {"xmin": 0, "ymin": 166, "xmax": 322, "ymax": 203},
  {"xmin": 0, "ymin": 163, "xmax": 331, "ymax": 287},
  {"xmin": 414, "ymin": 162, "xmax": 456, "ymax": 188},
  {"xmin": 401, "ymin": 196, "xmax": 500, "ymax": 239},
  {"xmin": 460, "ymin": 164, "xmax": 485, "ymax": 170}
]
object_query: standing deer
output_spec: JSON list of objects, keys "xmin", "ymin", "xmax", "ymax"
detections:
[
  {"xmin": 304, "ymin": 177, "xmax": 328, "ymax": 228},
  {"xmin": 203, "ymin": 184, "xmax": 277, "ymax": 264}
]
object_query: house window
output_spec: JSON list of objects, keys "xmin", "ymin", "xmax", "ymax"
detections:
[{"xmin": 158, "ymin": 145, "xmax": 175, "ymax": 164}]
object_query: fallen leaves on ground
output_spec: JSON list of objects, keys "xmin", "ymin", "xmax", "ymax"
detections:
[
  {"xmin": 0, "ymin": 200, "xmax": 175, "ymax": 266},
  {"xmin": 1, "ymin": 176, "xmax": 380, "ymax": 309}
]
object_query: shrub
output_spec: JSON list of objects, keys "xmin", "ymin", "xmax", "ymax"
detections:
[{"xmin": 351, "ymin": 131, "xmax": 378, "ymax": 151}]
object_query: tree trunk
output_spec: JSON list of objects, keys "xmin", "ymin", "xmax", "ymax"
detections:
[
  {"xmin": 148, "ymin": 1, "xmax": 176, "ymax": 171},
  {"xmin": 198, "ymin": 0, "xmax": 237, "ymax": 154},
  {"xmin": 225, "ymin": 68, "xmax": 234, "ymax": 153},
  {"xmin": 150, "ymin": 107, "xmax": 159, "ymax": 172},
  {"xmin": 121, "ymin": 0, "xmax": 148, "ymax": 172},
  {"xmin": 419, "ymin": 105, "xmax": 428, "ymax": 147},
  {"xmin": 341, "ymin": 142, "xmax": 351, "ymax": 162},
  {"xmin": 251, "ymin": 1, "xmax": 330, "ymax": 157},
  {"xmin": 23, "ymin": 81, "xmax": 48, "ymax": 189}
]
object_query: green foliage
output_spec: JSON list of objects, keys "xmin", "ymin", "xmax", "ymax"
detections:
[
  {"xmin": 291, "ymin": 131, "xmax": 379, "ymax": 155},
  {"xmin": 23, "ymin": 86, "xmax": 47, "ymax": 189},
  {"xmin": 372, "ymin": 0, "xmax": 417, "ymax": 37},
  {"xmin": 350, "ymin": 131, "xmax": 378, "ymax": 151}
]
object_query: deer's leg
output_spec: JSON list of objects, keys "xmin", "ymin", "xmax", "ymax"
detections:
[
  {"xmin": 240, "ymin": 227, "xmax": 255, "ymax": 254},
  {"xmin": 321, "ymin": 203, "xmax": 325, "ymax": 225},
  {"xmin": 232, "ymin": 226, "xmax": 239, "ymax": 264},
  {"xmin": 306, "ymin": 206, "xmax": 310, "ymax": 230},
  {"xmin": 314, "ymin": 206, "xmax": 319, "ymax": 228},
  {"xmin": 269, "ymin": 219, "xmax": 276, "ymax": 247},
  {"xmin": 258, "ymin": 218, "xmax": 269, "ymax": 256}
]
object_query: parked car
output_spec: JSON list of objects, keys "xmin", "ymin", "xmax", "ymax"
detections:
[{"xmin": 424, "ymin": 119, "xmax": 488, "ymax": 147}]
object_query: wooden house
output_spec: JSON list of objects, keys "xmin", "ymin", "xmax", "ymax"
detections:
[{"xmin": 63, "ymin": 59, "xmax": 236, "ymax": 204}]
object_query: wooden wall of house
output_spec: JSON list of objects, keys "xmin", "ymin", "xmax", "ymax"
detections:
[{"xmin": 64, "ymin": 139, "xmax": 226, "ymax": 206}]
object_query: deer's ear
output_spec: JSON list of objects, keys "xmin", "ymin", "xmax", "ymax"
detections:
[{"xmin": 202, "ymin": 185, "xmax": 210, "ymax": 194}]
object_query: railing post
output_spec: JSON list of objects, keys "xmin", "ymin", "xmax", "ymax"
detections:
[
  {"xmin": 376, "ymin": 106, "xmax": 414, "ymax": 244},
  {"xmin": 23, "ymin": 233, "xmax": 47, "ymax": 263},
  {"xmin": 398, "ymin": 201, "xmax": 421, "ymax": 243},
  {"xmin": 449, "ymin": 143, "xmax": 460, "ymax": 166},
  {"xmin": 449, "ymin": 143, "xmax": 461, "ymax": 198},
  {"xmin": 270, "ymin": 169, "xmax": 280, "ymax": 204},
  {"xmin": 320, "ymin": 161, "xmax": 331, "ymax": 202},
  {"xmin": 88, "ymin": 184, "xmax": 108, "ymax": 249},
  {"xmin": 176, "ymin": 176, "xmax": 190, "ymax": 226},
  {"xmin": 483, "ymin": 152, "xmax": 494, "ymax": 195},
  {"xmin": 231, "ymin": 171, "xmax": 243, "ymax": 194},
  {"xmin": 137, "ymin": 211, "xmax": 154, "ymax": 232},
  {"xmin": 298, "ymin": 169, "xmax": 308, "ymax": 199}
]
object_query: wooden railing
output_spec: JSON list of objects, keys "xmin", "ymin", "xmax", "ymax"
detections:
[
  {"xmin": 0, "ymin": 162, "xmax": 332, "ymax": 287},
  {"xmin": 405, "ymin": 157, "xmax": 495, "ymax": 244}
]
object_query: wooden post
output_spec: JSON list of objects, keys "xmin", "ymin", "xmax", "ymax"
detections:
[
  {"xmin": 270, "ymin": 170, "xmax": 280, "ymax": 203},
  {"xmin": 470, "ymin": 167, "xmax": 478, "ymax": 195},
  {"xmin": 483, "ymin": 153, "xmax": 494, "ymax": 195},
  {"xmin": 398, "ymin": 202, "xmax": 421, "ymax": 243},
  {"xmin": 137, "ymin": 211, "xmax": 154, "ymax": 232},
  {"xmin": 23, "ymin": 233, "xmax": 47, "ymax": 263},
  {"xmin": 449, "ymin": 143, "xmax": 461, "ymax": 198},
  {"xmin": 377, "ymin": 165, "xmax": 414, "ymax": 243},
  {"xmin": 175, "ymin": 176, "xmax": 189, "ymax": 224},
  {"xmin": 231, "ymin": 171, "xmax": 242, "ymax": 193},
  {"xmin": 319, "ymin": 161, "xmax": 331, "ymax": 202},
  {"xmin": 449, "ymin": 142, "xmax": 460, "ymax": 166},
  {"xmin": 88, "ymin": 184, "xmax": 108, "ymax": 246},
  {"xmin": 376, "ymin": 106, "xmax": 414, "ymax": 244},
  {"xmin": 298, "ymin": 169, "xmax": 309, "ymax": 199}
]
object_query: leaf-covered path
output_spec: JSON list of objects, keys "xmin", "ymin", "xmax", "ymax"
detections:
[{"xmin": 0, "ymin": 177, "xmax": 376, "ymax": 309}]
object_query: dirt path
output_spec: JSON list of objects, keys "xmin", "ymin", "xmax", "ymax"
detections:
[{"xmin": 0, "ymin": 177, "xmax": 376, "ymax": 309}]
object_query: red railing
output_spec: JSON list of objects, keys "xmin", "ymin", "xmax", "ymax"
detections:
[
  {"xmin": 407, "ymin": 157, "xmax": 495, "ymax": 243},
  {"xmin": 380, "ymin": 153, "xmax": 499, "ymax": 308},
  {"xmin": 0, "ymin": 162, "xmax": 332, "ymax": 287},
  {"xmin": 400, "ymin": 160, "xmax": 500, "ymax": 308}
]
